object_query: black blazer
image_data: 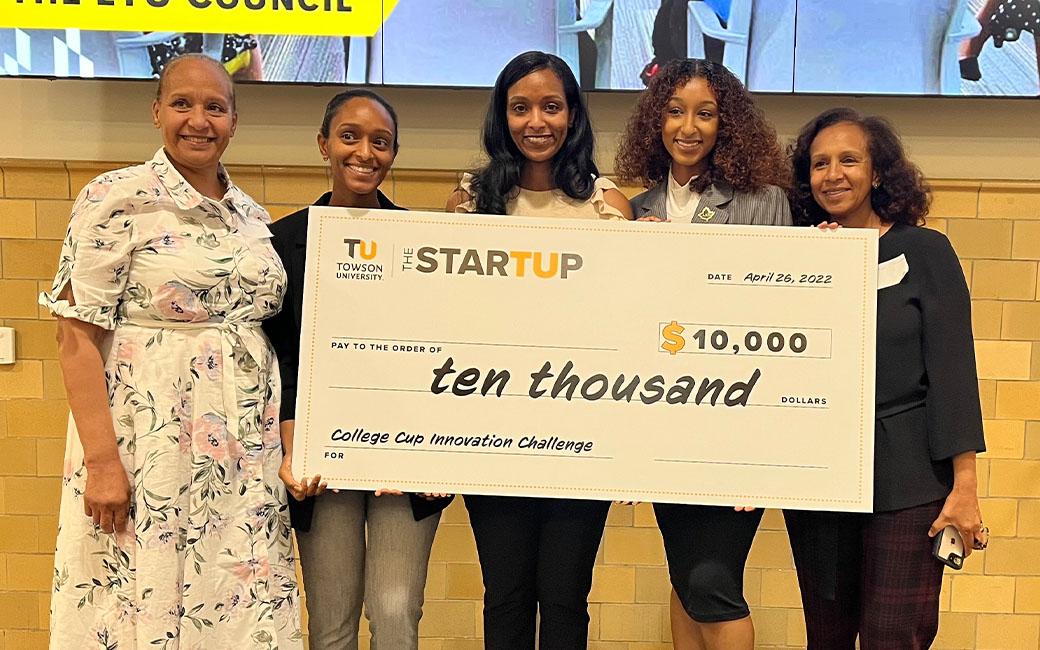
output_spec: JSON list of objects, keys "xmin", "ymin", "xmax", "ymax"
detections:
[
  {"xmin": 262, "ymin": 191, "xmax": 451, "ymax": 529},
  {"xmin": 870, "ymin": 222, "xmax": 985, "ymax": 511}
]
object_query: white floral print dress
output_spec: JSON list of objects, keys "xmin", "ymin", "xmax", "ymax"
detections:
[{"xmin": 40, "ymin": 149, "xmax": 302, "ymax": 650}]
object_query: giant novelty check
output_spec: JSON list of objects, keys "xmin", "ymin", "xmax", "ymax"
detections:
[{"xmin": 293, "ymin": 208, "xmax": 878, "ymax": 511}]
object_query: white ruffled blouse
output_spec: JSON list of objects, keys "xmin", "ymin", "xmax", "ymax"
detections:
[{"xmin": 454, "ymin": 173, "xmax": 626, "ymax": 220}]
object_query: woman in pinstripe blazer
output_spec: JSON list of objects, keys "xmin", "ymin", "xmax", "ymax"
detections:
[{"xmin": 614, "ymin": 58, "xmax": 791, "ymax": 650}]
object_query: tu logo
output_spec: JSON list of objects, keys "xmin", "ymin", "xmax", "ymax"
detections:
[{"xmin": 344, "ymin": 238, "xmax": 378, "ymax": 260}]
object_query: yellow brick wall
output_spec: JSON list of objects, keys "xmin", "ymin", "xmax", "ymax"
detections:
[{"xmin": 1, "ymin": 162, "xmax": 1037, "ymax": 650}]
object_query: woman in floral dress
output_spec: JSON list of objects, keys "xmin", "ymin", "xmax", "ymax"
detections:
[{"xmin": 41, "ymin": 54, "xmax": 302, "ymax": 649}]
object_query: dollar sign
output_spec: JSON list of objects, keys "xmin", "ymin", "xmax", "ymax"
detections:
[{"xmin": 661, "ymin": 321, "xmax": 686, "ymax": 355}]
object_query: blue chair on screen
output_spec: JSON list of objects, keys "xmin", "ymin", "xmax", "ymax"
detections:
[
  {"xmin": 687, "ymin": 0, "xmax": 752, "ymax": 84},
  {"xmin": 557, "ymin": 0, "xmax": 615, "ymax": 88},
  {"xmin": 703, "ymin": 0, "xmax": 732, "ymax": 21}
]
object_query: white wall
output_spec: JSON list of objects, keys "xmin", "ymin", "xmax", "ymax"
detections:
[{"xmin": 4, "ymin": 78, "xmax": 1038, "ymax": 179}]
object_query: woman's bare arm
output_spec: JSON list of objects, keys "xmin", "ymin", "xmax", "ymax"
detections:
[
  {"xmin": 56, "ymin": 310, "xmax": 130, "ymax": 534},
  {"xmin": 603, "ymin": 188, "xmax": 634, "ymax": 220}
]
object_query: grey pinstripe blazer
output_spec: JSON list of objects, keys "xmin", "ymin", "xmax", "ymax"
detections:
[{"xmin": 629, "ymin": 180, "xmax": 793, "ymax": 226}]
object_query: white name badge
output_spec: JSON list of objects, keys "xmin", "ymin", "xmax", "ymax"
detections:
[
  {"xmin": 878, "ymin": 253, "xmax": 909, "ymax": 290},
  {"xmin": 293, "ymin": 209, "xmax": 878, "ymax": 512}
]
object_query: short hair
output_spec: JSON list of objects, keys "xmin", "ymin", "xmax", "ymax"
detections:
[
  {"xmin": 788, "ymin": 107, "xmax": 930, "ymax": 227},
  {"xmin": 615, "ymin": 58, "xmax": 787, "ymax": 192},
  {"xmin": 469, "ymin": 50, "xmax": 599, "ymax": 215},
  {"xmin": 155, "ymin": 54, "xmax": 236, "ymax": 111},
  {"xmin": 319, "ymin": 89, "xmax": 400, "ymax": 152}
]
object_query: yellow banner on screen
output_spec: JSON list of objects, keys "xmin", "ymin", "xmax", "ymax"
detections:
[{"xmin": 1, "ymin": 0, "xmax": 399, "ymax": 37}]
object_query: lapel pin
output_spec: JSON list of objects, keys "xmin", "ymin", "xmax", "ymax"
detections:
[{"xmin": 698, "ymin": 206, "xmax": 716, "ymax": 221}]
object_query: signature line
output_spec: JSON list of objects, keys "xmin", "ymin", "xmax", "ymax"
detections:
[
  {"xmin": 654, "ymin": 458, "xmax": 828, "ymax": 470},
  {"xmin": 326, "ymin": 444, "xmax": 612, "ymax": 460},
  {"xmin": 330, "ymin": 336, "xmax": 616, "ymax": 352}
]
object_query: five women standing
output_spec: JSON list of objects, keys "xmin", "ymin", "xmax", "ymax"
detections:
[{"xmin": 42, "ymin": 51, "xmax": 985, "ymax": 650}]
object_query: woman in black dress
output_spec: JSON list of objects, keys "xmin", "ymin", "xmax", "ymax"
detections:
[{"xmin": 785, "ymin": 107, "xmax": 988, "ymax": 649}]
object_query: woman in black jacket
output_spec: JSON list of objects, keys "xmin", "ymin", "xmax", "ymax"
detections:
[
  {"xmin": 785, "ymin": 107, "xmax": 988, "ymax": 650},
  {"xmin": 261, "ymin": 89, "xmax": 447, "ymax": 650}
]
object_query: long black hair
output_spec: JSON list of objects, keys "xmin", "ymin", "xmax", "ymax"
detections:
[
  {"xmin": 469, "ymin": 51, "xmax": 599, "ymax": 215},
  {"xmin": 788, "ymin": 107, "xmax": 929, "ymax": 226},
  {"xmin": 320, "ymin": 89, "xmax": 400, "ymax": 152}
]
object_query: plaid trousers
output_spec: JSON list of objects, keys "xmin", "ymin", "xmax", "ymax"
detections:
[{"xmin": 784, "ymin": 500, "xmax": 946, "ymax": 650}]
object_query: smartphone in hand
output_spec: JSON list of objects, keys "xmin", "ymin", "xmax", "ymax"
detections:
[{"xmin": 932, "ymin": 525, "xmax": 965, "ymax": 570}]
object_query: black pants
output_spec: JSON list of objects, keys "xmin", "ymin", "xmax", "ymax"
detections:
[
  {"xmin": 784, "ymin": 501, "xmax": 946, "ymax": 649},
  {"xmin": 464, "ymin": 495, "xmax": 611, "ymax": 650}
]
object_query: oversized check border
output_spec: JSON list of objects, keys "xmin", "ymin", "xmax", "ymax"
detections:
[{"xmin": 295, "ymin": 208, "xmax": 877, "ymax": 511}]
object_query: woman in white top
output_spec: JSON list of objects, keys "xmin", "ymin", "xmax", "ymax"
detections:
[
  {"xmin": 447, "ymin": 51, "xmax": 631, "ymax": 221},
  {"xmin": 445, "ymin": 50, "xmax": 630, "ymax": 650},
  {"xmin": 614, "ymin": 58, "xmax": 790, "ymax": 650}
]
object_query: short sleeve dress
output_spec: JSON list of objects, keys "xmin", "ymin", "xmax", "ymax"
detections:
[{"xmin": 40, "ymin": 149, "xmax": 302, "ymax": 649}]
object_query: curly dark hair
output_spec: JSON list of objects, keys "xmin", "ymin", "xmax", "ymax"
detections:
[
  {"xmin": 788, "ymin": 107, "xmax": 930, "ymax": 227},
  {"xmin": 469, "ymin": 51, "xmax": 599, "ymax": 215},
  {"xmin": 614, "ymin": 58, "xmax": 787, "ymax": 193}
]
